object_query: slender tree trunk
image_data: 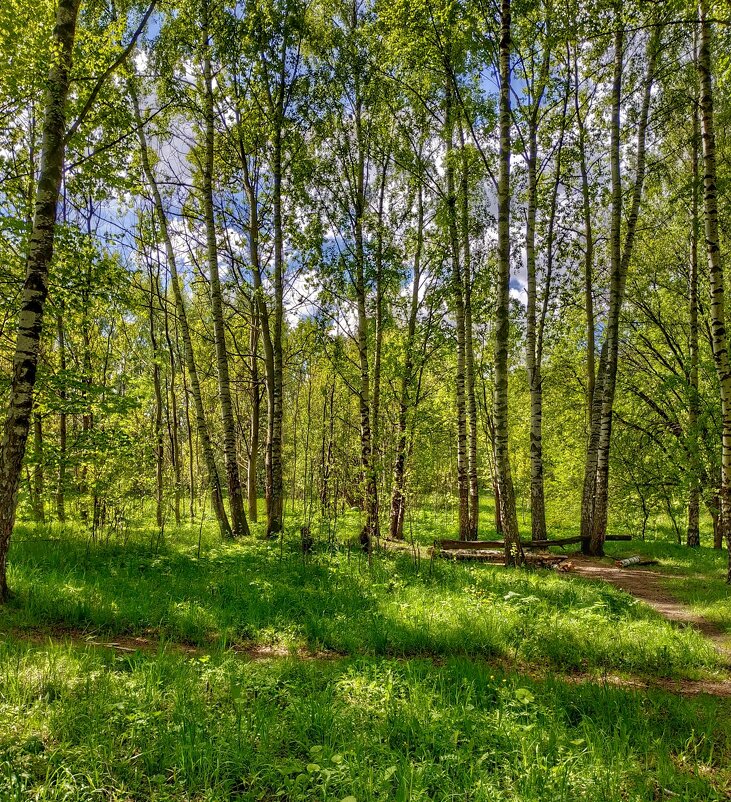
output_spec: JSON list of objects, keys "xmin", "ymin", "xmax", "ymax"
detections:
[
  {"xmin": 390, "ymin": 186, "xmax": 423, "ymax": 540},
  {"xmin": 445, "ymin": 77, "xmax": 470, "ymax": 540},
  {"xmin": 495, "ymin": 0, "xmax": 522, "ymax": 566},
  {"xmin": 79, "ymin": 308, "xmax": 92, "ymax": 524},
  {"xmin": 180, "ymin": 353, "xmax": 196, "ymax": 521},
  {"xmin": 237, "ymin": 127, "xmax": 276, "ymax": 533},
  {"xmin": 130, "ymin": 81, "xmax": 232, "ymax": 537},
  {"xmin": 32, "ymin": 410, "xmax": 45, "ymax": 523},
  {"xmin": 321, "ymin": 382, "xmax": 335, "ymax": 515},
  {"xmin": 242, "ymin": 169, "xmax": 276, "ymax": 530},
  {"xmin": 56, "ymin": 310, "xmax": 67, "ymax": 522},
  {"xmin": 201, "ymin": 15, "xmax": 249, "ymax": 537},
  {"xmin": 688, "ymin": 79, "xmax": 701, "ymax": 548},
  {"xmin": 586, "ymin": 20, "xmax": 624, "ymax": 557},
  {"xmin": 162, "ymin": 285, "xmax": 182, "ymax": 526},
  {"xmin": 149, "ymin": 264, "xmax": 164, "ymax": 529},
  {"xmin": 573, "ymin": 44, "xmax": 596, "ymax": 414},
  {"xmin": 459, "ymin": 125, "xmax": 479, "ymax": 540},
  {"xmin": 0, "ymin": 0, "xmax": 80, "ymax": 601},
  {"xmin": 525, "ymin": 105, "xmax": 547, "ymax": 543},
  {"xmin": 354, "ymin": 93, "xmax": 378, "ymax": 554},
  {"xmin": 589, "ymin": 22, "xmax": 657, "ymax": 555},
  {"xmin": 711, "ymin": 487, "xmax": 723, "ymax": 549},
  {"xmin": 248, "ymin": 300, "xmax": 260, "ymax": 522},
  {"xmin": 698, "ymin": 0, "xmax": 731, "ymax": 580},
  {"xmin": 372, "ymin": 156, "xmax": 388, "ymax": 526},
  {"xmin": 574, "ymin": 39, "xmax": 602, "ymax": 552},
  {"xmin": 268, "ymin": 118, "xmax": 285, "ymax": 537},
  {"xmin": 575, "ymin": 34, "xmax": 602, "ymax": 553}
]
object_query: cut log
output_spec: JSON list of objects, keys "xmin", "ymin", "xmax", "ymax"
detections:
[
  {"xmin": 616, "ymin": 555, "xmax": 659, "ymax": 568},
  {"xmin": 433, "ymin": 547, "xmax": 505, "ymax": 562},
  {"xmin": 525, "ymin": 554, "xmax": 569, "ymax": 569},
  {"xmin": 436, "ymin": 534, "xmax": 632, "ymax": 553},
  {"xmin": 432, "ymin": 548, "xmax": 569, "ymax": 568},
  {"xmin": 523, "ymin": 536, "xmax": 582, "ymax": 548}
]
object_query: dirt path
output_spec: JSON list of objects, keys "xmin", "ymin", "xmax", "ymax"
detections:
[
  {"xmin": 3, "ymin": 622, "xmax": 731, "ymax": 698},
  {"xmin": 568, "ymin": 555, "xmax": 731, "ymax": 665}
]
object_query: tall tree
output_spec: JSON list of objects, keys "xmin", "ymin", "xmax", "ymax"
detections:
[
  {"xmin": 581, "ymin": 11, "xmax": 658, "ymax": 556},
  {"xmin": 0, "ymin": 0, "xmax": 81, "ymax": 601},
  {"xmin": 495, "ymin": 0, "xmax": 523, "ymax": 565},
  {"xmin": 200, "ymin": 0, "xmax": 250, "ymax": 537},
  {"xmin": 687, "ymin": 66, "xmax": 701, "ymax": 548},
  {"xmin": 698, "ymin": 0, "xmax": 731, "ymax": 580},
  {"xmin": 130, "ymin": 82, "xmax": 233, "ymax": 538}
]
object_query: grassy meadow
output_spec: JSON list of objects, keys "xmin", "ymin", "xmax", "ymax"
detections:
[{"xmin": 0, "ymin": 504, "xmax": 729, "ymax": 800}]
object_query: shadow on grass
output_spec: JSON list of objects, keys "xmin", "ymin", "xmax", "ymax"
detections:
[
  {"xmin": 0, "ymin": 524, "xmax": 722, "ymax": 677},
  {"xmin": 0, "ymin": 641, "xmax": 729, "ymax": 801}
]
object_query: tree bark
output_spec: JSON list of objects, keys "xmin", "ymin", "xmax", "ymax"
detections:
[
  {"xmin": 0, "ymin": 0, "xmax": 80, "ymax": 601},
  {"xmin": 524, "ymin": 73, "xmax": 548, "ymax": 544},
  {"xmin": 148, "ymin": 263, "xmax": 164, "ymax": 529},
  {"xmin": 268, "ymin": 107, "xmax": 285, "ymax": 537},
  {"xmin": 162, "ymin": 284, "xmax": 182, "ymax": 526},
  {"xmin": 495, "ymin": 0, "xmax": 523, "ymax": 566},
  {"xmin": 201, "ymin": 12, "xmax": 249, "ymax": 537},
  {"xmin": 31, "ymin": 410, "xmax": 45, "ymax": 523},
  {"xmin": 390, "ymin": 185, "xmax": 423, "ymax": 540},
  {"xmin": 688, "ymin": 75, "xmax": 701, "ymax": 548},
  {"xmin": 698, "ymin": 0, "xmax": 731, "ymax": 580},
  {"xmin": 573, "ymin": 43, "xmax": 596, "ymax": 414},
  {"xmin": 354, "ymin": 92, "xmax": 378, "ymax": 553},
  {"xmin": 248, "ymin": 300, "xmax": 260, "ymax": 522},
  {"xmin": 445, "ymin": 76, "xmax": 470, "ymax": 541},
  {"xmin": 459, "ymin": 125, "xmax": 479, "ymax": 540},
  {"xmin": 56, "ymin": 310, "xmax": 67, "ymax": 522},
  {"xmin": 581, "ymin": 16, "xmax": 657, "ymax": 556},
  {"xmin": 241, "ymin": 171, "xmax": 276, "ymax": 529}
]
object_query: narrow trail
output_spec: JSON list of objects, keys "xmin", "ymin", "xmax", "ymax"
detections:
[
  {"xmin": 567, "ymin": 555, "xmax": 731, "ymax": 694},
  {"xmin": 3, "ymin": 620, "xmax": 731, "ymax": 698},
  {"xmin": 568, "ymin": 556, "xmax": 729, "ymax": 654}
]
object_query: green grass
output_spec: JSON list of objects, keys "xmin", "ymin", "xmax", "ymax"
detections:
[
  {"xmin": 0, "ymin": 643, "xmax": 729, "ymax": 801},
  {"xmin": 1, "ymin": 514, "xmax": 730, "ymax": 800},
  {"xmin": 0, "ymin": 521, "xmax": 721, "ymax": 678}
]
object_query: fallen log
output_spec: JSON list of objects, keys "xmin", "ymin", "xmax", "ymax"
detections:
[
  {"xmin": 525, "ymin": 554, "xmax": 569, "ymax": 568},
  {"xmin": 433, "ymin": 548, "xmax": 505, "ymax": 562},
  {"xmin": 436, "ymin": 533, "xmax": 632, "ymax": 553},
  {"xmin": 437, "ymin": 536, "xmax": 581, "ymax": 550},
  {"xmin": 616, "ymin": 555, "xmax": 659, "ymax": 568},
  {"xmin": 432, "ymin": 548, "xmax": 569, "ymax": 568},
  {"xmin": 523, "ymin": 536, "xmax": 583, "ymax": 548},
  {"xmin": 438, "ymin": 539, "xmax": 506, "ymax": 550}
]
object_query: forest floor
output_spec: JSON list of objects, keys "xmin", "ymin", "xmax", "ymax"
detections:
[{"xmin": 1, "ymin": 518, "xmax": 730, "ymax": 800}]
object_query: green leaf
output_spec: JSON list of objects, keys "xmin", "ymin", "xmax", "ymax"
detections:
[{"xmin": 514, "ymin": 688, "xmax": 535, "ymax": 704}]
